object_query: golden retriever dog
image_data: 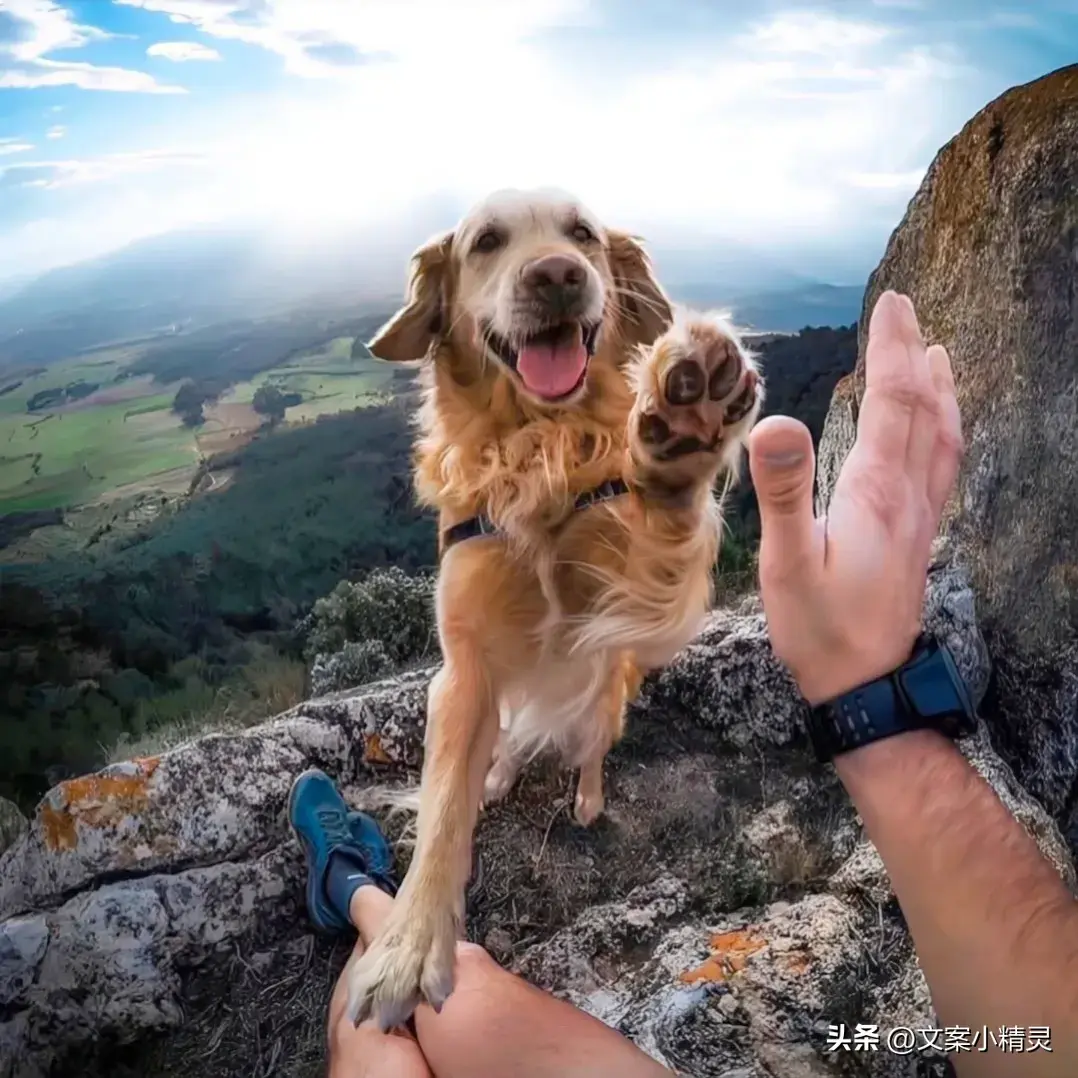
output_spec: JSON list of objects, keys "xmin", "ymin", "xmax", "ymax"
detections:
[{"xmin": 348, "ymin": 188, "xmax": 764, "ymax": 1029}]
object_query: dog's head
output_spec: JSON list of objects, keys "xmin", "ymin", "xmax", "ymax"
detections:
[{"xmin": 367, "ymin": 188, "xmax": 673, "ymax": 406}]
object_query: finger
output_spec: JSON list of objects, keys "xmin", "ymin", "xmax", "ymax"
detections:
[
  {"xmin": 748, "ymin": 416, "xmax": 817, "ymax": 585},
  {"xmin": 857, "ymin": 291, "xmax": 918, "ymax": 465},
  {"xmin": 926, "ymin": 343, "xmax": 964, "ymax": 519},
  {"xmin": 896, "ymin": 295, "xmax": 941, "ymax": 487}
]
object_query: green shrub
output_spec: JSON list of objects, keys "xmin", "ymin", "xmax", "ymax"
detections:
[
  {"xmin": 300, "ymin": 566, "xmax": 437, "ymax": 694},
  {"xmin": 302, "ymin": 566, "xmax": 436, "ymax": 665},
  {"xmin": 310, "ymin": 639, "xmax": 393, "ymax": 696}
]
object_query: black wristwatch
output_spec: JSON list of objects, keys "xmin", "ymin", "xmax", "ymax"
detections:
[{"xmin": 806, "ymin": 634, "xmax": 978, "ymax": 764}]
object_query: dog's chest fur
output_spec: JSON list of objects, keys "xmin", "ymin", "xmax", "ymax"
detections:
[{"xmin": 415, "ymin": 353, "xmax": 720, "ymax": 760}]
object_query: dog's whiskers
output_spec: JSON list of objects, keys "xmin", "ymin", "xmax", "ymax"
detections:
[{"xmin": 611, "ymin": 283, "xmax": 668, "ymax": 326}]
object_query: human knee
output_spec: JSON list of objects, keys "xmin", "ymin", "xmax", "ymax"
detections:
[
  {"xmin": 329, "ymin": 1010, "xmax": 431, "ymax": 1077},
  {"xmin": 454, "ymin": 940, "xmax": 498, "ymax": 985}
]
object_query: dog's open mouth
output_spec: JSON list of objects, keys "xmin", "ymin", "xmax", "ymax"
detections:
[{"xmin": 487, "ymin": 321, "xmax": 600, "ymax": 401}]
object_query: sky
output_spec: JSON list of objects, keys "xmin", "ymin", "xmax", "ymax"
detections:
[{"xmin": 0, "ymin": 0, "xmax": 1075, "ymax": 286}]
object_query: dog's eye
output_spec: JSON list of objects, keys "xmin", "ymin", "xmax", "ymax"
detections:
[
  {"xmin": 473, "ymin": 229, "xmax": 504, "ymax": 254},
  {"xmin": 570, "ymin": 223, "xmax": 596, "ymax": 244}
]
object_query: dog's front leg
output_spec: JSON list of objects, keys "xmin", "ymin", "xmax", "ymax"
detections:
[
  {"xmin": 627, "ymin": 315, "xmax": 764, "ymax": 505},
  {"xmin": 346, "ymin": 642, "xmax": 497, "ymax": 1031}
]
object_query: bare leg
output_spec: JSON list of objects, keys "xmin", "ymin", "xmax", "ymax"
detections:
[
  {"xmin": 338, "ymin": 886, "xmax": 673, "ymax": 1078},
  {"xmin": 327, "ymin": 923, "xmax": 433, "ymax": 1078}
]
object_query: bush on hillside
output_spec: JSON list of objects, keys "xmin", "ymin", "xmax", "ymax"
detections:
[
  {"xmin": 300, "ymin": 566, "xmax": 437, "ymax": 694},
  {"xmin": 309, "ymin": 639, "xmax": 394, "ymax": 696}
]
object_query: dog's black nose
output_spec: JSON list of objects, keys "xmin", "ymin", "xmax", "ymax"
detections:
[{"xmin": 522, "ymin": 254, "xmax": 585, "ymax": 310}]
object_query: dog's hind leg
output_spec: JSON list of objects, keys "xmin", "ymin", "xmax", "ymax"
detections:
[
  {"xmin": 482, "ymin": 725, "xmax": 521, "ymax": 807},
  {"xmin": 573, "ymin": 652, "xmax": 640, "ymax": 826}
]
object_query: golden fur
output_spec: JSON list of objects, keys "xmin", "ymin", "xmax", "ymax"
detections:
[{"xmin": 346, "ymin": 188, "xmax": 764, "ymax": 1030}]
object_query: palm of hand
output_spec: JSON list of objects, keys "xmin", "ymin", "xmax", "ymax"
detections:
[{"xmin": 752, "ymin": 292, "xmax": 963, "ymax": 705}]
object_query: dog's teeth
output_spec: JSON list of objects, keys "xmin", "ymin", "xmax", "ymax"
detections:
[{"xmin": 583, "ymin": 324, "xmax": 599, "ymax": 356}]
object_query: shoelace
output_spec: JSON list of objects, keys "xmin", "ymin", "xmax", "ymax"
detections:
[{"xmin": 316, "ymin": 807, "xmax": 356, "ymax": 851}]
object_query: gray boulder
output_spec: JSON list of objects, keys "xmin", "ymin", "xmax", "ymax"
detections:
[
  {"xmin": 6, "ymin": 65, "xmax": 1078, "ymax": 1078},
  {"xmin": 0, "ymin": 800, "xmax": 26, "ymax": 859},
  {"xmin": 816, "ymin": 63, "xmax": 1078, "ymax": 848},
  {"xmin": 0, "ymin": 563, "xmax": 1071, "ymax": 1078}
]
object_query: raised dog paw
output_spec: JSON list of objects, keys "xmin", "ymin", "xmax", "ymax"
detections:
[
  {"xmin": 346, "ymin": 902, "xmax": 457, "ymax": 1031},
  {"xmin": 630, "ymin": 314, "xmax": 763, "ymax": 487}
]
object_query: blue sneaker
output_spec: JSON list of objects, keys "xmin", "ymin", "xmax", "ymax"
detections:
[{"xmin": 288, "ymin": 768, "xmax": 398, "ymax": 935}]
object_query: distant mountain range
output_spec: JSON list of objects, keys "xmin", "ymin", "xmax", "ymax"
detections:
[
  {"xmin": 0, "ymin": 221, "xmax": 864, "ymax": 368},
  {"xmin": 677, "ymin": 282, "xmax": 864, "ymax": 333}
]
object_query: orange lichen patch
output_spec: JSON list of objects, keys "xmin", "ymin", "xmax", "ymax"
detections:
[
  {"xmin": 41, "ymin": 804, "xmax": 78, "ymax": 852},
  {"xmin": 679, "ymin": 930, "xmax": 767, "ymax": 985},
  {"xmin": 783, "ymin": 951, "xmax": 812, "ymax": 976},
  {"xmin": 363, "ymin": 733, "xmax": 393, "ymax": 765},
  {"xmin": 39, "ymin": 759, "xmax": 159, "ymax": 852}
]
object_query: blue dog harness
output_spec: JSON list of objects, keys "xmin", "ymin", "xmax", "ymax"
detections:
[{"xmin": 441, "ymin": 477, "xmax": 631, "ymax": 552}]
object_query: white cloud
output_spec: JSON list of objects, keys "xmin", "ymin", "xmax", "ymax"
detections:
[
  {"xmin": 0, "ymin": 137, "xmax": 34, "ymax": 155},
  {"xmin": 0, "ymin": 148, "xmax": 206, "ymax": 190},
  {"xmin": 45, "ymin": 124, "xmax": 65, "ymax": 139},
  {"xmin": 147, "ymin": 41, "xmax": 223, "ymax": 62},
  {"xmin": 1, "ymin": 3, "xmax": 985, "ymax": 280},
  {"xmin": 0, "ymin": 0, "xmax": 186, "ymax": 93},
  {"xmin": 748, "ymin": 12, "xmax": 891, "ymax": 53},
  {"xmin": 117, "ymin": 0, "xmax": 591, "ymax": 78}
]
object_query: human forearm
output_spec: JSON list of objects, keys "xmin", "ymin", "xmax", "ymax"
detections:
[{"xmin": 836, "ymin": 729, "xmax": 1078, "ymax": 1075}]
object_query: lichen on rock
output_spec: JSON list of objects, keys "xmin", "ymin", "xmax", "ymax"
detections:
[
  {"xmin": 5, "ymin": 64, "xmax": 1078, "ymax": 1078},
  {"xmin": 0, "ymin": 559, "xmax": 1070, "ymax": 1078}
]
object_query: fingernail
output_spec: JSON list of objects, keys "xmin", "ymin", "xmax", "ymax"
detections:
[{"xmin": 762, "ymin": 449, "xmax": 805, "ymax": 468}]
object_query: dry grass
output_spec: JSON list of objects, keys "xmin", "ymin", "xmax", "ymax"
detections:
[
  {"xmin": 196, "ymin": 401, "xmax": 264, "ymax": 455},
  {"xmin": 107, "ymin": 654, "xmax": 307, "ymax": 764}
]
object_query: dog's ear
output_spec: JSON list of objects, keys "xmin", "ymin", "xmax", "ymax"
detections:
[
  {"xmin": 368, "ymin": 232, "xmax": 454, "ymax": 362},
  {"xmin": 607, "ymin": 230, "xmax": 673, "ymax": 348}
]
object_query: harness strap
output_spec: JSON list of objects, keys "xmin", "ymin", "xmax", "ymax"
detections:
[{"xmin": 441, "ymin": 477, "xmax": 631, "ymax": 553}]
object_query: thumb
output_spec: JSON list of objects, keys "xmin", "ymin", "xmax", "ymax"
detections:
[{"xmin": 748, "ymin": 416, "xmax": 817, "ymax": 578}]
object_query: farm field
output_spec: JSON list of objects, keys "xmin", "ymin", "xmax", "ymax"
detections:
[
  {"xmin": 0, "ymin": 353, "xmax": 195, "ymax": 514},
  {"xmin": 224, "ymin": 336, "xmax": 392, "ymax": 423},
  {"xmin": 0, "ymin": 333, "xmax": 393, "ymax": 516}
]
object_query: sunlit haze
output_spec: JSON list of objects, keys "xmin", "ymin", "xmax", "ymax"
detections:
[{"xmin": 0, "ymin": 0, "xmax": 1075, "ymax": 284}]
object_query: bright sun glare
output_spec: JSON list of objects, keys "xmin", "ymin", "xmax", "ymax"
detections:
[{"xmin": 109, "ymin": 5, "xmax": 940, "ymax": 251}]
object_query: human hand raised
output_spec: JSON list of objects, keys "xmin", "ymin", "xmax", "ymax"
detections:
[{"xmin": 747, "ymin": 291, "xmax": 964, "ymax": 705}]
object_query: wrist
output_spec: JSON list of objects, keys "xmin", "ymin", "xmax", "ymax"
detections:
[
  {"xmin": 832, "ymin": 727, "xmax": 959, "ymax": 784},
  {"xmin": 796, "ymin": 641, "xmax": 919, "ymax": 708},
  {"xmin": 803, "ymin": 634, "xmax": 978, "ymax": 765}
]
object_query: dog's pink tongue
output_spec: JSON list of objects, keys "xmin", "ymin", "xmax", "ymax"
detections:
[{"xmin": 516, "ymin": 338, "xmax": 587, "ymax": 399}]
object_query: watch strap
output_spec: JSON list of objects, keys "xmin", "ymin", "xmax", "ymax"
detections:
[{"xmin": 807, "ymin": 635, "xmax": 976, "ymax": 763}]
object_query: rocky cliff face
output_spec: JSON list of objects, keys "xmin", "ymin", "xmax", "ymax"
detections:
[
  {"xmin": 0, "ymin": 561, "xmax": 1073, "ymax": 1078},
  {"xmin": 817, "ymin": 63, "xmax": 1078, "ymax": 850},
  {"xmin": 5, "ymin": 66, "xmax": 1078, "ymax": 1078}
]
